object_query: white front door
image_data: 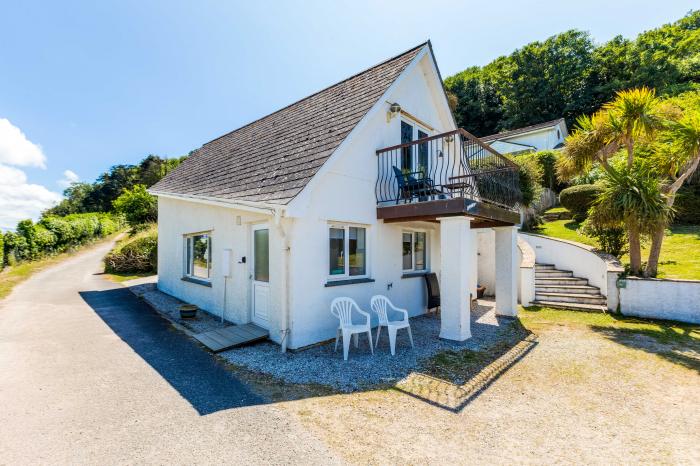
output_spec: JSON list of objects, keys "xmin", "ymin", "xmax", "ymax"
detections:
[{"xmin": 251, "ymin": 224, "xmax": 270, "ymax": 328}]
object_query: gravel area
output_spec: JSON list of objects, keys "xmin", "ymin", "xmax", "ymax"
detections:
[
  {"xmin": 125, "ymin": 280, "xmax": 516, "ymax": 392},
  {"xmin": 220, "ymin": 302, "xmax": 516, "ymax": 392},
  {"xmin": 127, "ymin": 281, "xmax": 227, "ymax": 334}
]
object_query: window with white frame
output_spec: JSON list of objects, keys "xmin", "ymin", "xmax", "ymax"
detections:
[
  {"xmin": 184, "ymin": 232, "xmax": 212, "ymax": 280},
  {"xmin": 402, "ymin": 230, "xmax": 427, "ymax": 272},
  {"xmin": 329, "ymin": 224, "xmax": 367, "ymax": 278}
]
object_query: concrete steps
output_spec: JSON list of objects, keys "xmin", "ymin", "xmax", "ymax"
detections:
[{"xmin": 532, "ymin": 263, "xmax": 607, "ymax": 312}]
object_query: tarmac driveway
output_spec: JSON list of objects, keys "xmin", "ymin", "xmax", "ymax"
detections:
[{"xmin": 0, "ymin": 239, "xmax": 339, "ymax": 464}]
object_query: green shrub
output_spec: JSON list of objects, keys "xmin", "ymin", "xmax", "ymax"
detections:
[
  {"xmin": 525, "ymin": 150, "xmax": 564, "ymax": 191},
  {"xmin": 104, "ymin": 226, "xmax": 157, "ymax": 273},
  {"xmin": 510, "ymin": 154, "xmax": 543, "ymax": 207},
  {"xmin": 0, "ymin": 233, "xmax": 4, "ymax": 269},
  {"xmin": 3, "ymin": 231, "xmax": 29, "ymax": 263},
  {"xmin": 674, "ymin": 184, "xmax": 700, "ymax": 224},
  {"xmin": 559, "ymin": 184, "xmax": 603, "ymax": 222},
  {"xmin": 113, "ymin": 184, "xmax": 157, "ymax": 227},
  {"xmin": 579, "ymin": 219, "xmax": 628, "ymax": 257}
]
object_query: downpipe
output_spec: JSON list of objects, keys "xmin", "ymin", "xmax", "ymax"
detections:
[{"xmin": 273, "ymin": 210, "xmax": 291, "ymax": 353}]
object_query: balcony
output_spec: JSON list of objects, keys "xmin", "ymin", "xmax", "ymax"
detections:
[{"xmin": 375, "ymin": 129, "xmax": 522, "ymax": 227}]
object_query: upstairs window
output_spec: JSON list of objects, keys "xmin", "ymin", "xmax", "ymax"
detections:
[
  {"xmin": 184, "ymin": 233, "xmax": 212, "ymax": 280},
  {"xmin": 329, "ymin": 225, "xmax": 367, "ymax": 278}
]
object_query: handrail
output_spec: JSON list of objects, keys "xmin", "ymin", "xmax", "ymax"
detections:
[{"xmin": 375, "ymin": 128, "xmax": 522, "ymax": 209}]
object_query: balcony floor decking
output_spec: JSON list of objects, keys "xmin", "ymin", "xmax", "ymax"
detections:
[{"xmin": 376, "ymin": 197, "xmax": 520, "ymax": 227}]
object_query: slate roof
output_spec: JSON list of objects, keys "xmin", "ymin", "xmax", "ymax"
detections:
[
  {"xmin": 480, "ymin": 118, "xmax": 565, "ymax": 143},
  {"xmin": 151, "ymin": 42, "xmax": 428, "ymax": 205}
]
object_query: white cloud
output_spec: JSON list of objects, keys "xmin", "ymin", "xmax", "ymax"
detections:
[
  {"xmin": 0, "ymin": 164, "xmax": 61, "ymax": 231},
  {"xmin": 57, "ymin": 169, "xmax": 80, "ymax": 188},
  {"xmin": 0, "ymin": 118, "xmax": 47, "ymax": 168}
]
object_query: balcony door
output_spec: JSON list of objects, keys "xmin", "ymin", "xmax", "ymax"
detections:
[{"xmin": 400, "ymin": 120, "xmax": 429, "ymax": 177}]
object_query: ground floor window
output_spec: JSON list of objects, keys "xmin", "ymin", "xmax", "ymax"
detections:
[
  {"xmin": 184, "ymin": 232, "xmax": 212, "ymax": 280},
  {"xmin": 329, "ymin": 224, "xmax": 367, "ymax": 278},
  {"xmin": 402, "ymin": 230, "xmax": 427, "ymax": 272}
]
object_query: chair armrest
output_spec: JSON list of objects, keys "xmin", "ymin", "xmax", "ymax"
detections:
[
  {"xmin": 388, "ymin": 302, "xmax": 409, "ymax": 322},
  {"xmin": 354, "ymin": 304, "xmax": 371, "ymax": 326}
]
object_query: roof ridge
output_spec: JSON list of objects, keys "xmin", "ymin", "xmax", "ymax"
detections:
[
  {"xmin": 202, "ymin": 41, "xmax": 429, "ymax": 147},
  {"xmin": 481, "ymin": 118, "xmax": 565, "ymax": 141}
]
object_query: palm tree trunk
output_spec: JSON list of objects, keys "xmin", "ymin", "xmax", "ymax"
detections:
[
  {"xmin": 645, "ymin": 224, "xmax": 665, "ymax": 277},
  {"xmin": 628, "ymin": 223, "xmax": 642, "ymax": 276},
  {"xmin": 645, "ymin": 154, "xmax": 700, "ymax": 277}
]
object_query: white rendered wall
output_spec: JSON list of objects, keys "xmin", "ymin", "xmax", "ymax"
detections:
[
  {"xmin": 477, "ymin": 229, "xmax": 496, "ymax": 295},
  {"xmin": 495, "ymin": 226, "xmax": 518, "ymax": 316},
  {"xmin": 618, "ymin": 278, "xmax": 700, "ymax": 324},
  {"xmin": 156, "ymin": 197, "xmax": 289, "ymax": 342},
  {"xmin": 489, "ymin": 124, "xmax": 566, "ymax": 155},
  {"xmin": 284, "ymin": 52, "xmax": 455, "ymax": 349}
]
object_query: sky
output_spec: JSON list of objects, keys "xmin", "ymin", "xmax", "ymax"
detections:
[{"xmin": 0, "ymin": 0, "xmax": 697, "ymax": 230}]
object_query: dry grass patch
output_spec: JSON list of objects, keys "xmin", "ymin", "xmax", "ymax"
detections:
[{"xmin": 273, "ymin": 308, "xmax": 700, "ymax": 464}]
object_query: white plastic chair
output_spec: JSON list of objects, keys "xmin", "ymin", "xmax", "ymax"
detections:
[
  {"xmin": 370, "ymin": 295, "xmax": 414, "ymax": 356},
  {"xmin": 331, "ymin": 297, "xmax": 374, "ymax": 361}
]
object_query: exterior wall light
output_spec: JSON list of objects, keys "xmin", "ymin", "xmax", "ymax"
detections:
[{"xmin": 386, "ymin": 102, "xmax": 402, "ymax": 122}]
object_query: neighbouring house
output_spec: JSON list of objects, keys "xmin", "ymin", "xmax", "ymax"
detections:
[
  {"xmin": 481, "ymin": 118, "xmax": 568, "ymax": 155},
  {"xmin": 150, "ymin": 42, "xmax": 523, "ymax": 351}
]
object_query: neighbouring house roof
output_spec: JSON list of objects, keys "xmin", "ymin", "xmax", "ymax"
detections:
[
  {"xmin": 480, "ymin": 118, "xmax": 566, "ymax": 143},
  {"xmin": 150, "ymin": 42, "xmax": 428, "ymax": 205}
]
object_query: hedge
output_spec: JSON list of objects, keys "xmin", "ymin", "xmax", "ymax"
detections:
[
  {"xmin": 104, "ymin": 226, "xmax": 157, "ymax": 274},
  {"xmin": 2, "ymin": 213, "xmax": 124, "ymax": 266},
  {"xmin": 559, "ymin": 184, "xmax": 604, "ymax": 223},
  {"xmin": 674, "ymin": 184, "xmax": 700, "ymax": 225}
]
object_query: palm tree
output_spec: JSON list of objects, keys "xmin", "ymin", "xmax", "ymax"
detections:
[
  {"xmin": 558, "ymin": 88, "xmax": 663, "ymax": 275},
  {"xmin": 645, "ymin": 111, "xmax": 700, "ymax": 276}
]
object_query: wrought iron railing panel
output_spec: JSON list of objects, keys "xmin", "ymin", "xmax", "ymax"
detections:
[{"xmin": 375, "ymin": 129, "xmax": 522, "ymax": 211}]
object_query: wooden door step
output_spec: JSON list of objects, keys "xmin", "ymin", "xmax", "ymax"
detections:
[{"xmin": 194, "ymin": 323, "xmax": 269, "ymax": 352}]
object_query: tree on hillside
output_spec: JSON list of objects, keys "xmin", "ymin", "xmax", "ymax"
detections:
[
  {"xmin": 444, "ymin": 10, "xmax": 700, "ymax": 136},
  {"xmin": 45, "ymin": 182, "xmax": 96, "ymax": 216},
  {"xmin": 43, "ymin": 154, "xmax": 186, "ymax": 218},
  {"xmin": 444, "ymin": 66, "xmax": 503, "ymax": 136},
  {"xmin": 498, "ymin": 30, "xmax": 595, "ymax": 129},
  {"xmin": 136, "ymin": 154, "xmax": 187, "ymax": 187},
  {"xmin": 112, "ymin": 184, "xmax": 158, "ymax": 227}
]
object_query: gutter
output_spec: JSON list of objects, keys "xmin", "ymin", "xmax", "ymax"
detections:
[{"xmin": 149, "ymin": 190, "xmax": 285, "ymax": 216}]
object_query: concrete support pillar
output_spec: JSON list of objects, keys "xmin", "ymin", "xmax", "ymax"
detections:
[
  {"xmin": 438, "ymin": 216, "xmax": 474, "ymax": 341},
  {"xmin": 468, "ymin": 230, "xmax": 478, "ymax": 298},
  {"xmin": 495, "ymin": 226, "xmax": 518, "ymax": 316}
]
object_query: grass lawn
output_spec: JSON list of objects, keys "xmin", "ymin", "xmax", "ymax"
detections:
[
  {"xmin": 520, "ymin": 305, "xmax": 699, "ymax": 348},
  {"xmin": 533, "ymin": 216, "xmax": 700, "ymax": 280},
  {"xmin": 103, "ymin": 272, "xmax": 154, "ymax": 283}
]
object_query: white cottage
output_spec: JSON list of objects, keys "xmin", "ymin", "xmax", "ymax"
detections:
[
  {"xmin": 481, "ymin": 118, "xmax": 569, "ymax": 155},
  {"xmin": 150, "ymin": 42, "xmax": 523, "ymax": 351}
]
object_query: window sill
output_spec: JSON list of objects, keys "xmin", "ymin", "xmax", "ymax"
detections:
[
  {"xmin": 181, "ymin": 276, "xmax": 212, "ymax": 287},
  {"xmin": 401, "ymin": 271, "xmax": 429, "ymax": 279},
  {"xmin": 324, "ymin": 278, "xmax": 375, "ymax": 287}
]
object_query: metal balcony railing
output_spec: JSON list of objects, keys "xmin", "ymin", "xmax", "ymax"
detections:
[{"xmin": 375, "ymin": 128, "xmax": 522, "ymax": 211}]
